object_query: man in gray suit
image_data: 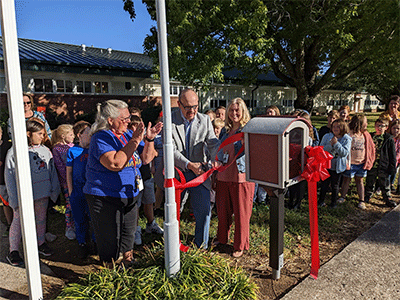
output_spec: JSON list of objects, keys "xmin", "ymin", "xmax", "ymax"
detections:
[{"xmin": 172, "ymin": 88, "xmax": 220, "ymax": 248}]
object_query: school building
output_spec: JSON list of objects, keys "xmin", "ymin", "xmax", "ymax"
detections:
[{"xmin": 0, "ymin": 37, "xmax": 384, "ymax": 123}]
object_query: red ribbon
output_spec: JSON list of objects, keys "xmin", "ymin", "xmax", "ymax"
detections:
[
  {"xmin": 164, "ymin": 132, "xmax": 245, "ymax": 252},
  {"xmin": 301, "ymin": 146, "xmax": 333, "ymax": 279}
]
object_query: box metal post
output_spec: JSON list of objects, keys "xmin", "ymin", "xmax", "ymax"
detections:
[{"xmin": 270, "ymin": 188, "xmax": 284, "ymax": 279}]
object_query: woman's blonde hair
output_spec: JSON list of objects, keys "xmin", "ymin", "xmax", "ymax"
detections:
[
  {"xmin": 225, "ymin": 98, "xmax": 251, "ymax": 132},
  {"xmin": 51, "ymin": 124, "xmax": 73, "ymax": 146},
  {"xmin": 91, "ymin": 100, "xmax": 128, "ymax": 135}
]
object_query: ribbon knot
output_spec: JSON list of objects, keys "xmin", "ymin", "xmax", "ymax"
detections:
[{"xmin": 300, "ymin": 145, "xmax": 333, "ymax": 279}]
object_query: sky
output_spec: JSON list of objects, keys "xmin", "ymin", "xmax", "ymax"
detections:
[{"xmin": 13, "ymin": 0, "xmax": 155, "ymax": 53}]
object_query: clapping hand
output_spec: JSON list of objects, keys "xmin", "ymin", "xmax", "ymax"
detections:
[
  {"xmin": 330, "ymin": 136, "xmax": 337, "ymax": 146},
  {"xmin": 131, "ymin": 122, "xmax": 145, "ymax": 143},
  {"xmin": 146, "ymin": 122, "xmax": 163, "ymax": 140}
]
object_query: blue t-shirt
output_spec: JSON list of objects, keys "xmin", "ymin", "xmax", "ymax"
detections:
[
  {"xmin": 66, "ymin": 145, "xmax": 89, "ymax": 198},
  {"xmin": 83, "ymin": 130, "xmax": 142, "ymax": 198}
]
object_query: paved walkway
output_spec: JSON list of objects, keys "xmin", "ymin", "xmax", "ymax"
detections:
[{"xmin": 282, "ymin": 204, "xmax": 400, "ymax": 300}]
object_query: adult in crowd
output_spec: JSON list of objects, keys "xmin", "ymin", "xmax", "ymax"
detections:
[
  {"xmin": 172, "ymin": 88, "xmax": 220, "ymax": 249},
  {"xmin": 214, "ymin": 98, "xmax": 255, "ymax": 258},
  {"xmin": 83, "ymin": 100, "xmax": 162, "ymax": 266},
  {"xmin": 380, "ymin": 95, "xmax": 400, "ymax": 121},
  {"xmin": 8, "ymin": 93, "xmax": 52, "ymax": 139}
]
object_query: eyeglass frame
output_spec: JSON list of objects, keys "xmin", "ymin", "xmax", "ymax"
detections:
[
  {"xmin": 178, "ymin": 100, "xmax": 198, "ymax": 111},
  {"xmin": 117, "ymin": 116, "xmax": 132, "ymax": 123}
]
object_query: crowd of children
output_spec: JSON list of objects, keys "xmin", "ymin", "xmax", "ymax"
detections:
[{"xmin": 2, "ymin": 94, "xmax": 400, "ymax": 267}]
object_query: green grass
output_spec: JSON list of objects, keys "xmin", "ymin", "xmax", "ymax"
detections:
[
  {"xmin": 311, "ymin": 111, "xmax": 382, "ymax": 133},
  {"xmin": 56, "ymin": 242, "xmax": 258, "ymax": 300}
]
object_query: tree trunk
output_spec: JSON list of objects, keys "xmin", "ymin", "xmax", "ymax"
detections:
[{"xmin": 294, "ymin": 85, "xmax": 314, "ymax": 112}]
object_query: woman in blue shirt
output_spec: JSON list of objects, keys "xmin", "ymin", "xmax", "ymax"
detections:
[{"xmin": 84, "ymin": 100, "xmax": 162, "ymax": 266}]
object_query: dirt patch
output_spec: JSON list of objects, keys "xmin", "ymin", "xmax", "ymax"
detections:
[{"xmin": 42, "ymin": 194, "xmax": 393, "ymax": 300}]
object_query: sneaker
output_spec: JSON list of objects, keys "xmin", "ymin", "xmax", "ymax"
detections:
[
  {"xmin": 358, "ymin": 201, "xmax": 366, "ymax": 210},
  {"xmin": 65, "ymin": 227, "xmax": 76, "ymax": 240},
  {"xmin": 145, "ymin": 220, "xmax": 164, "ymax": 235},
  {"xmin": 7, "ymin": 251, "xmax": 24, "ymax": 266},
  {"xmin": 134, "ymin": 226, "xmax": 142, "ymax": 246},
  {"xmin": 77, "ymin": 243, "xmax": 88, "ymax": 259},
  {"xmin": 45, "ymin": 232, "xmax": 57, "ymax": 243},
  {"xmin": 337, "ymin": 197, "xmax": 346, "ymax": 204},
  {"xmin": 386, "ymin": 199, "xmax": 397, "ymax": 208},
  {"xmin": 38, "ymin": 243, "xmax": 54, "ymax": 257}
]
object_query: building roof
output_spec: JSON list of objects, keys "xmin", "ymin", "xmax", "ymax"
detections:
[{"xmin": 0, "ymin": 37, "xmax": 153, "ymax": 77}]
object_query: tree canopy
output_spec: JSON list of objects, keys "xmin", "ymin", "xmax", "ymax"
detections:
[{"xmin": 124, "ymin": 0, "xmax": 399, "ymax": 111}]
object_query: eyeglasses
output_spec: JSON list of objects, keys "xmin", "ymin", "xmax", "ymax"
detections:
[
  {"xmin": 118, "ymin": 116, "xmax": 131, "ymax": 123},
  {"xmin": 179, "ymin": 101, "xmax": 198, "ymax": 111},
  {"xmin": 377, "ymin": 124, "xmax": 387, "ymax": 128},
  {"xmin": 23, "ymin": 101, "xmax": 31, "ymax": 105}
]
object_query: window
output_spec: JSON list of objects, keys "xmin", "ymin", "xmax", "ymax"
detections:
[
  {"xmin": 94, "ymin": 81, "xmax": 109, "ymax": 94},
  {"xmin": 170, "ymin": 85, "xmax": 185, "ymax": 96},
  {"xmin": 210, "ymin": 99, "xmax": 227, "ymax": 109},
  {"xmin": 282, "ymin": 99, "xmax": 294, "ymax": 107},
  {"xmin": 56, "ymin": 80, "xmax": 72, "ymax": 93},
  {"xmin": 34, "ymin": 78, "xmax": 53, "ymax": 93},
  {"xmin": 77, "ymin": 81, "xmax": 92, "ymax": 93}
]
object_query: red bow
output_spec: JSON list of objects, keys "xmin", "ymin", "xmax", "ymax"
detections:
[{"xmin": 301, "ymin": 145, "xmax": 333, "ymax": 279}]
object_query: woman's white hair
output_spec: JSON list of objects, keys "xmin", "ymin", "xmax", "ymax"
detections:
[{"xmin": 91, "ymin": 100, "xmax": 128, "ymax": 135}]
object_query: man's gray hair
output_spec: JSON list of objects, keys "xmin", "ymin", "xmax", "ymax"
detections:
[{"xmin": 91, "ymin": 99, "xmax": 128, "ymax": 135}]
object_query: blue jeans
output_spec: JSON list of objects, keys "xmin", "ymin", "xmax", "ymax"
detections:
[{"xmin": 181, "ymin": 171, "xmax": 211, "ymax": 249}]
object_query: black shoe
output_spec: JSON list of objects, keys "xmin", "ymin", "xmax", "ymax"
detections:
[
  {"xmin": 386, "ymin": 199, "xmax": 397, "ymax": 208},
  {"xmin": 78, "ymin": 243, "xmax": 88, "ymax": 259},
  {"xmin": 7, "ymin": 251, "xmax": 24, "ymax": 266},
  {"xmin": 38, "ymin": 243, "xmax": 54, "ymax": 257},
  {"xmin": 364, "ymin": 195, "xmax": 370, "ymax": 204}
]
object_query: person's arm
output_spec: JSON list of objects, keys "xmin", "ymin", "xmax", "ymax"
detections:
[
  {"xmin": 140, "ymin": 122, "xmax": 163, "ymax": 165},
  {"xmin": 99, "ymin": 123, "xmax": 145, "ymax": 171},
  {"xmin": 66, "ymin": 166, "xmax": 73, "ymax": 196},
  {"xmin": 333, "ymin": 135, "xmax": 352, "ymax": 157}
]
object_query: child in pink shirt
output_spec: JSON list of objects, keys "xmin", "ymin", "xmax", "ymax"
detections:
[{"xmin": 51, "ymin": 124, "xmax": 75, "ymax": 239}]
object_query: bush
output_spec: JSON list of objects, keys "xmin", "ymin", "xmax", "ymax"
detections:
[{"xmin": 56, "ymin": 242, "xmax": 258, "ymax": 300}]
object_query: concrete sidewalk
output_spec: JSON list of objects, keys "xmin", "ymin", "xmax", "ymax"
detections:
[
  {"xmin": 0, "ymin": 218, "xmax": 64, "ymax": 300},
  {"xmin": 282, "ymin": 205, "xmax": 400, "ymax": 300}
]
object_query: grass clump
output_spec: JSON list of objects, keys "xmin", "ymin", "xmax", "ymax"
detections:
[{"xmin": 56, "ymin": 242, "xmax": 258, "ymax": 300}]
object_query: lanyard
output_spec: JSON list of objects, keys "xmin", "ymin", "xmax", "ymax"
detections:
[{"xmin": 111, "ymin": 130, "xmax": 136, "ymax": 168}]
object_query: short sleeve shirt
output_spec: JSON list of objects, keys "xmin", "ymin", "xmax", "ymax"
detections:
[
  {"xmin": 66, "ymin": 145, "xmax": 89, "ymax": 192},
  {"xmin": 83, "ymin": 130, "xmax": 142, "ymax": 198}
]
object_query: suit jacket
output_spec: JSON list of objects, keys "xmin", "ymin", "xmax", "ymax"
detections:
[{"xmin": 171, "ymin": 110, "xmax": 220, "ymax": 190}]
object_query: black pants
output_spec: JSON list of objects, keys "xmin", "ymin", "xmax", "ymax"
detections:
[
  {"xmin": 85, "ymin": 194, "xmax": 138, "ymax": 263},
  {"xmin": 365, "ymin": 167, "xmax": 390, "ymax": 202},
  {"xmin": 319, "ymin": 170, "xmax": 342, "ymax": 207}
]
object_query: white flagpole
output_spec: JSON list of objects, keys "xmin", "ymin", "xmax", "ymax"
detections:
[
  {"xmin": 155, "ymin": 0, "xmax": 180, "ymax": 277},
  {"xmin": 0, "ymin": 0, "xmax": 43, "ymax": 299}
]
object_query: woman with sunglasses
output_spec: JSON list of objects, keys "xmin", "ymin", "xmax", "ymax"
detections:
[{"xmin": 7, "ymin": 93, "xmax": 52, "ymax": 139}]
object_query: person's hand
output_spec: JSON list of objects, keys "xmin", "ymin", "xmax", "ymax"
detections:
[
  {"xmin": 212, "ymin": 161, "xmax": 222, "ymax": 169},
  {"xmin": 146, "ymin": 121, "xmax": 163, "ymax": 140},
  {"xmin": 131, "ymin": 122, "xmax": 145, "ymax": 143},
  {"xmin": 188, "ymin": 162, "xmax": 204, "ymax": 176},
  {"xmin": 330, "ymin": 136, "xmax": 337, "ymax": 146}
]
